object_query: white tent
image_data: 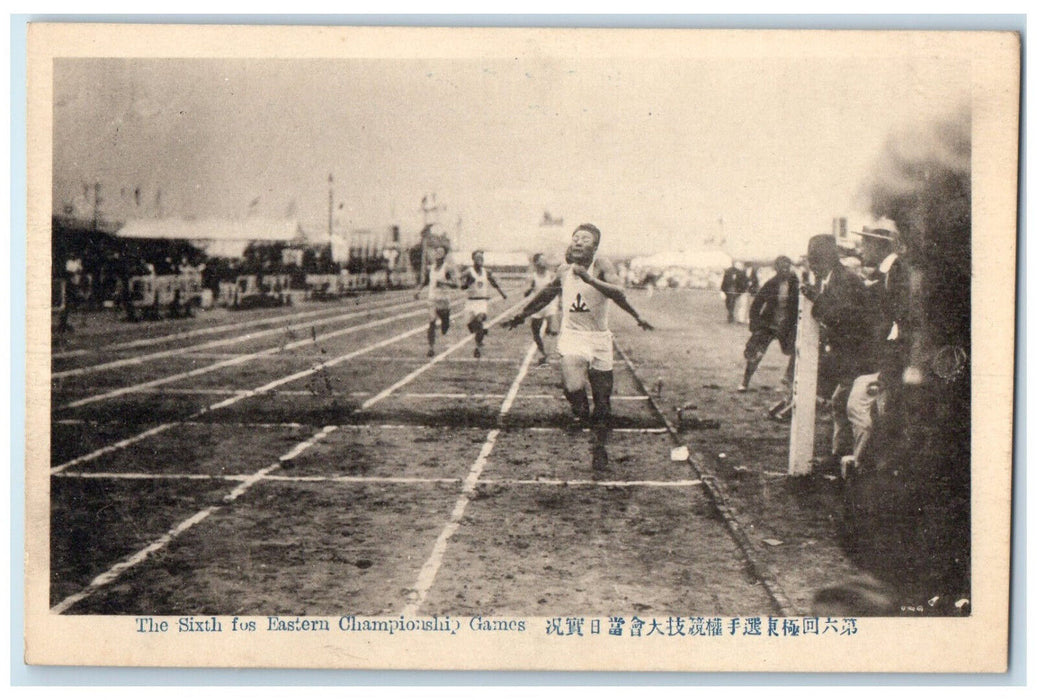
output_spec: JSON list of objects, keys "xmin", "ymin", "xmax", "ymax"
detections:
[
  {"xmin": 629, "ymin": 249, "xmax": 733, "ymax": 271},
  {"xmin": 453, "ymin": 250, "xmax": 534, "ymax": 269},
  {"xmin": 628, "ymin": 249, "xmax": 734, "ymax": 289},
  {"xmin": 116, "ymin": 217, "xmax": 305, "ymax": 259}
]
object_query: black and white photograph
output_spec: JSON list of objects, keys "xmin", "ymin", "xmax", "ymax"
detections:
[{"xmin": 24, "ymin": 23, "xmax": 1018, "ymax": 671}]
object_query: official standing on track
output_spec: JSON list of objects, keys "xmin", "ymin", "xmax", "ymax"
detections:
[
  {"xmin": 461, "ymin": 250, "xmax": 508, "ymax": 358},
  {"xmin": 504, "ymin": 223, "xmax": 653, "ymax": 469},
  {"xmin": 415, "ymin": 244, "xmax": 458, "ymax": 357}
]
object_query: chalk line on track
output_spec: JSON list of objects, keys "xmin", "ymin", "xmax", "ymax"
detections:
[
  {"xmin": 53, "ymin": 471, "xmax": 701, "ymax": 489},
  {"xmin": 51, "ymin": 290, "xmax": 420, "ymax": 360},
  {"xmin": 59, "ymin": 388, "xmax": 247, "ymax": 398},
  {"xmin": 50, "ymin": 298, "xmax": 523, "ymax": 611},
  {"xmin": 178, "ymin": 354, "xmax": 521, "ymax": 364},
  {"xmin": 49, "ymin": 302, "xmax": 466, "ymax": 473},
  {"xmin": 611, "ymin": 340, "xmax": 793, "ymax": 617},
  {"xmin": 52, "ymin": 297, "xmax": 425, "ymax": 379},
  {"xmin": 63, "ymin": 389, "xmax": 653, "ymax": 401},
  {"xmin": 400, "ymin": 342, "xmax": 538, "ymax": 616},
  {"xmin": 56, "ymin": 304, "xmax": 436, "ymax": 409},
  {"xmin": 347, "ymin": 356, "xmax": 519, "ymax": 364},
  {"xmin": 54, "ymin": 417, "xmax": 669, "ymax": 433},
  {"xmin": 49, "ymin": 425, "xmax": 340, "ymax": 615},
  {"xmin": 356, "ymin": 299, "xmax": 528, "ymax": 411}
]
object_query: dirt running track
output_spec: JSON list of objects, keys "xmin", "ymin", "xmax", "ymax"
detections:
[{"xmin": 49, "ymin": 286, "xmax": 818, "ymax": 616}]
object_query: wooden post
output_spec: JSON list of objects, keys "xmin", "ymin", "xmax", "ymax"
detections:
[{"xmin": 788, "ymin": 293, "xmax": 820, "ymax": 475}]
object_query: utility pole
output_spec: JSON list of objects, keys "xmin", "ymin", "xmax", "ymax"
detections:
[
  {"xmin": 92, "ymin": 183, "xmax": 102, "ymax": 231},
  {"xmin": 327, "ymin": 173, "xmax": 334, "ymax": 246},
  {"xmin": 421, "ymin": 192, "xmax": 440, "ymax": 227},
  {"xmin": 419, "ymin": 193, "xmax": 441, "ymax": 284}
]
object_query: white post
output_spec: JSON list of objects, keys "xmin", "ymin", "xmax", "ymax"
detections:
[{"xmin": 788, "ymin": 293, "xmax": 820, "ymax": 475}]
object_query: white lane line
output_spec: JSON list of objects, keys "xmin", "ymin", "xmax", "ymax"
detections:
[
  {"xmin": 51, "ymin": 422, "xmax": 179, "ymax": 474},
  {"xmin": 50, "ymin": 308, "xmax": 449, "ymax": 474},
  {"xmin": 59, "ymin": 389, "xmax": 652, "ymax": 401},
  {"xmin": 55, "ymin": 471, "xmax": 227, "ymax": 481},
  {"xmin": 401, "ymin": 342, "xmax": 538, "ymax": 616},
  {"xmin": 55, "ymin": 418, "xmax": 668, "ymax": 433},
  {"xmin": 52, "ymin": 471, "xmax": 700, "ymax": 488},
  {"xmin": 56, "ymin": 418, "xmax": 667, "ymax": 435},
  {"xmin": 56, "ymin": 419, "xmax": 308, "ymax": 429},
  {"xmin": 56, "ymin": 305, "xmax": 433, "ymax": 410},
  {"xmin": 516, "ymin": 394, "xmax": 650, "ymax": 401},
  {"xmin": 60, "ymin": 388, "xmax": 248, "ymax": 398},
  {"xmin": 61, "ymin": 390, "xmax": 652, "ymax": 400},
  {"xmin": 52, "ymin": 298, "xmax": 425, "ymax": 380},
  {"xmin": 202, "ymin": 323, "xmax": 428, "ymax": 413},
  {"xmin": 525, "ymin": 426, "xmax": 670, "ymax": 434},
  {"xmin": 358, "ymin": 299, "xmax": 528, "ymax": 410},
  {"xmin": 481, "ymin": 478, "xmax": 704, "ymax": 488},
  {"xmin": 50, "ymin": 302, "xmax": 525, "ymax": 611},
  {"xmin": 54, "ymin": 471, "xmax": 463, "ymax": 485},
  {"xmin": 356, "ymin": 356, "xmax": 518, "ymax": 364},
  {"xmin": 51, "ymin": 291, "xmax": 419, "ymax": 359},
  {"xmin": 50, "ymin": 425, "xmax": 340, "ymax": 615}
]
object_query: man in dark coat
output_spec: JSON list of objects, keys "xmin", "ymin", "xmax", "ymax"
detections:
[
  {"xmin": 845, "ymin": 228, "xmax": 910, "ymax": 467},
  {"xmin": 720, "ymin": 262, "xmax": 748, "ymax": 323},
  {"xmin": 738, "ymin": 255, "xmax": 799, "ymax": 391},
  {"xmin": 802, "ymin": 234, "xmax": 874, "ymax": 466}
]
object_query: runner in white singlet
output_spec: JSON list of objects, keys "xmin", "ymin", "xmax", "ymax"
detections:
[
  {"xmin": 414, "ymin": 245, "xmax": 457, "ymax": 357},
  {"xmin": 504, "ymin": 224, "xmax": 654, "ymax": 470},
  {"xmin": 460, "ymin": 250, "xmax": 507, "ymax": 358},
  {"xmin": 524, "ymin": 253, "xmax": 561, "ymax": 364}
]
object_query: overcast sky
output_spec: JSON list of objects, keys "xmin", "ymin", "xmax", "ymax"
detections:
[{"xmin": 53, "ymin": 53, "xmax": 969, "ymax": 259}]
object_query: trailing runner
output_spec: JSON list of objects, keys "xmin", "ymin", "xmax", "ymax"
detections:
[
  {"xmin": 460, "ymin": 250, "xmax": 508, "ymax": 358},
  {"xmin": 414, "ymin": 244, "xmax": 458, "ymax": 357},
  {"xmin": 523, "ymin": 252, "xmax": 561, "ymax": 366}
]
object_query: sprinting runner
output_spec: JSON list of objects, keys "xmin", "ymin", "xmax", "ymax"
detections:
[
  {"xmin": 504, "ymin": 224, "xmax": 653, "ymax": 469},
  {"xmin": 414, "ymin": 244, "xmax": 458, "ymax": 357},
  {"xmin": 460, "ymin": 250, "xmax": 508, "ymax": 358},
  {"xmin": 524, "ymin": 253, "xmax": 561, "ymax": 365}
]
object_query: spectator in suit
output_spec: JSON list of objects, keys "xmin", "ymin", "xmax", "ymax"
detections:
[
  {"xmin": 746, "ymin": 265, "xmax": 761, "ymax": 296},
  {"xmin": 845, "ymin": 228, "xmax": 910, "ymax": 470},
  {"xmin": 801, "ymin": 234, "xmax": 875, "ymax": 469},
  {"xmin": 720, "ymin": 262, "xmax": 748, "ymax": 323}
]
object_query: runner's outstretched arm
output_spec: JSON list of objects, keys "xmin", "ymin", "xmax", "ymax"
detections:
[{"xmin": 503, "ymin": 279, "xmax": 561, "ymax": 329}]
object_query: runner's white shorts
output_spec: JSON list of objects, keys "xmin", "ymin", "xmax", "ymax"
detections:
[
  {"xmin": 557, "ymin": 329, "xmax": 614, "ymax": 371},
  {"xmin": 465, "ymin": 298, "xmax": 489, "ymax": 320}
]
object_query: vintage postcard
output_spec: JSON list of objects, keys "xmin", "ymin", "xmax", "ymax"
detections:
[{"xmin": 23, "ymin": 23, "xmax": 1019, "ymax": 671}]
